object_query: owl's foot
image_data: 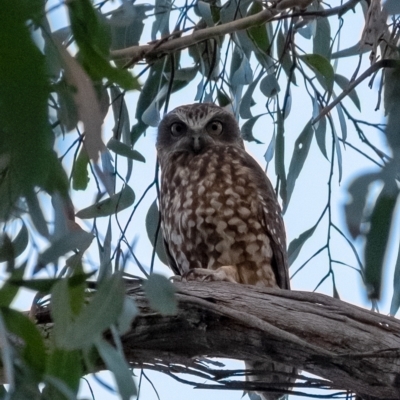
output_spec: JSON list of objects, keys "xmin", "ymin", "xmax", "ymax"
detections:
[
  {"xmin": 183, "ymin": 266, "xmax": 239, "ymax": 283},
  {"xmin": 169, "ymin": 275, "xmax": 183, "ymax": 282}
]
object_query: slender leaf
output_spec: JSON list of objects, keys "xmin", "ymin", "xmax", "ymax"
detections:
[
  {"xmin": 239, "ymin": 71, "xmax": 263, "ymax": 119},
  {"xmin": 37, "ymin": 229, "xmax": 94, "ymax": 270},
  {"xmin": 95, "ymin": 338, "xmax": 137, "ymax": 400},
  {"xmin": 331, "ymin": 123, "xmax": 343, "ymax": 183},
  {"xmin": 197, "ymin": 1, "xmax": 214, "ymax": 27},
  {"xmin": 117, "ymin": 297, "xmax": 138, "ymax": 335},
  {"xmin": 0, "ymin": 263, "xmax": 26, "ymax": 307},
  {"xmin": 45, "ymin": 349, "xmax": 82, "ymax": 395},
  {"xmin": 285, "ymin": 121, "xmax": 314, "ymax": 211},
  {"xmin": 10, "ymin": 272, "xmax": 95, "ymax": 293},
  {"xmin": 390, "ymin": 245, "xmax": 400, "ymax": 315},
  {"xmin": 344, "ymin": 173, "xmax": 380, "ymax": 239},
  {"xmin": 264, "ymin": 131, "xmax": 276, "ymax": 164},
  {"xmin": 107, "ymin": 138, "xmax": 146, "ymax": 162},
  {"xmin": 314, "ymin": 113, "xmax": 328, "ymax": 161},
  {"xmin": 300, "ymin": 54, "xmax": 334, "ymax": 94},
  {"xmin": 241, "ymin": 115, "xmax": 264, "ymax": 143},
  {"xmin": 68, "ymin": 0, "xmax": 139, "ymax": 90},
  {"xmin": 313, "ymin": 16, "xmax": 331, "ymax": 59},
  {"xmin": 146, "ymin": 200, "xmax": 168, "ymax": 265},
  {"xmin": 2, "ymin": 307, "xmax": 47, "ymax": 375},
  {"xmin": 275, "ymin": 110, "xmax": 287, "ymax": 207},
  {"xmin": 365, "ymin": 182, "xmax": 399, "ymax": 299},
  {"xmin": 76, "ymin": 185, "xmax": 135, "ymax": 219},
  {"xmin": 0, "ymin": 223, "xmax": 28, "ymax": 262},
  {"xmin": 334, "ymin": 74, "xmax": 361, "ymax": 110},
  {"xmin": 64, "ymin": 274, "xmax": 125, "ymax": 349},
  {"xmin": 143, "ymin": 273, "xmax": 177, "ymax": 315},
  {"xmin": 72, "ymin": 147, "xmax": 90, "ymax": 191},
  {"xmin": 288, "ymin": 222, "xmax": 318, "ymax": 266},
  {"xmin": 260, "ymin": 74, "xmax": 280, "ymax": 97}
]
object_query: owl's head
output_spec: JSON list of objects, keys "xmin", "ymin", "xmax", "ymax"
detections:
[{"xmin": 156, "ymin": 103, "xmax": 243, "ymax": 160}]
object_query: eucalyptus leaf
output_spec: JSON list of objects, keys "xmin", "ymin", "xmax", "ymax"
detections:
[
  {"xmin": 313, "ymin": 15, "xmax": 331, "ymax": 59},
  {"xmin": 45, "ymin": 349, "xmax": 82, "ymax": 395},
  {"xmin": 344, "ymin": 173, "xmax": 380, "ymax": 239},
  {"xmin": 143, "ymin": 273, "xmax": 177, "ymax": 315},
  {"xmin": 10, "ymin": 272, "xmax": 95, "ymax": 294},
  {"xmin": 336, "ymin": 101, "xmax": 347, "ymax": 142},
  {"xmin": 240, "ymin": 71, "xmax": 263, "ymax": 119},
  {"xmin": 264, "ymin": 131, "xmax": 276, "ymax": 164},
  {"xmin": 390, "ymin": 246, "xmax": 400, "ymax": 315},
  {"xmin": 37, "ymin": 229, "xmax": 94, "ymax": 270},
  {"xmin": 62, "ymin": 274, "xmax": 125, "ymax": 349},
  {"xmin": 241, "ymin": 115, "xmax": 264, "ymax": 144},
  {"xmin": 285, "ymin": 121, "xmax": 314, "ymax": 211},
  {"xmin": 107, "ymin": 138, "xmax": 146, "ymax": 162},
  {"xmin": 151, "ymin": 0, "xmax": 171, "ymax": 40},
  {"xmin": 67, "ymin": 0, "xmax": 139, "ymax": 90},
  {"xmin": 95, "ymin": 338, "xmax": 137, "ymax": 400},
  {"xmin": 365, "ymin": 182, "xmax": 399, "ymax": 299},
  {"xmin": 146, "ymin": 200, "xmax": 168, "ymax": 265},
  {"xmin": 0, "ymin": 223, "xmax": 28, "ymax": 262},
  {"xmin": 0, "ymin": 263, "xmax": 26, "ymax": 307},
  {"xmin": 288, "ymin": 222, "xmax": 318, "ymax": 266},
  {"xmin": 72, "ymin": 146, "xmax": 90, "ymax": 191},
  {"xmin": 117, "ymin": 297, "xmax": 138, "ymax": 335},
  {"xmin": 314, "ymin": 115, "xmax": 328, "ymax": 160},
  {"xmin": 300, "ymin": 54, "xmax": 334, "ymax": 94},
  {"xmin": 275, "ymin": 110, "xmax": 287, "ymax": 207},
  {"xmin": 231, "ymin": 53, "xmax": 253, "ymax": 87},
  {"xmin": 197, "ymin": 1, "xmax": 214, "ymax": 27},
  {"xmin": 334, "ymin": 74, "xmax": 361, "ymax": 110},
  {"xmin": 99, "ymin": 220, "xmax": 112, "ymax": 281},
  {"xmin": 76, "ymin": 185, "xmax": 135, "ymax": 219},
  {"xmin": 260, "ymin": 74, "xmax": 280, "ymax": 98},
  {"xmin": 332, "ymin": 123, "xmax": 343, "ymax": 183},
  {"xmin": 25, "ymin": 189, "xmax": 49, "ymax": 239}
]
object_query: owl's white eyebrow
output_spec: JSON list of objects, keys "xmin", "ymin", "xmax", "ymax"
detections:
[{"xmin": 172, "ymin": 110, "xmax": 225, "ymax": 129}]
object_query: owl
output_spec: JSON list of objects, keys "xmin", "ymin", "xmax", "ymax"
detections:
[{"xmin": 156, "ymin": 103, "xmax": 295, "ymax": 400}]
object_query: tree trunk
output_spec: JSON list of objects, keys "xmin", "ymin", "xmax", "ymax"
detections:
[{"xmin": 35, "ymin": 281, "xmax": 400, "ymax": 399}]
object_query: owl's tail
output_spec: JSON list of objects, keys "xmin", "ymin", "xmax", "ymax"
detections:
[{"xmin": 245, "ymin": 360, "xmax": 297, "ymax": 400}]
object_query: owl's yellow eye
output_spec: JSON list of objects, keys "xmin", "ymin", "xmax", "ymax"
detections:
[
  {"xmin": 206, "ymin": 121, "xmax": 223, "ymax": 136},
  {"xmin": 170, "ymin": 122, "xmax": 186, "ymax": 137}
]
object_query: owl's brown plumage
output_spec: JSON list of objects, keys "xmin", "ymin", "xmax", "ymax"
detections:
[
  {"xmin": 157, "ymin": 103, "xmax": 294, "ymax": 400},
  {"xmin": 157, "ymin": 103, "xmax": 289, "ymax": 289}
]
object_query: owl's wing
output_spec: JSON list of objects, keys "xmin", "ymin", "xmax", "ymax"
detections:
[
  {"xmin": 261, "ymin": 178, "xmax": 291, "ymax": 290},
  {"xmin": 243, "ymin": 154, "xmax": 291, "ymax": 290},
  {"xmin": 163, "ymin": 238, "xmax": 182, "ymax": 276}
]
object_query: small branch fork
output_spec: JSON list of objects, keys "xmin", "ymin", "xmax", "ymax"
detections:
[{"xmin": 110, "ymin": 0, "xmax": 362, "ymax": 65}]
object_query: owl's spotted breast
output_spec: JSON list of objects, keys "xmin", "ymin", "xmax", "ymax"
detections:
[{"xmin": 160, "ymin": 145, "xmax": 279, "ymax": 288}]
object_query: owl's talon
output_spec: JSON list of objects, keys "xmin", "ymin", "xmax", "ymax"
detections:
[{"xmin": 169, "ymin": 275, "xmax": 182, "ymax": 282}]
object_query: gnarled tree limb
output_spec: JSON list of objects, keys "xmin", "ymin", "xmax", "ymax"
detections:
[
  {"xmin": 35, "ymin": 281, "xmax": 400, "ymax": 399},
  {"xmin": 110, "ymin": 0, "xmax": 362, "ymax": 65}
]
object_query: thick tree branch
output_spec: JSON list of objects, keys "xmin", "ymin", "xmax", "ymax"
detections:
[
  {"xmin": 35, "ymin": 281, "xmax": 400, "ymax": 399},
  {"xmin": 110, "ymin": 0, "xmax": 362, "ymax": 65}
]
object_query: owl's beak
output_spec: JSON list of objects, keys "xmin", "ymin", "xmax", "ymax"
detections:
[{"xmin": 190, "ymin": 133, "xmax": 205, "ymax": 153}]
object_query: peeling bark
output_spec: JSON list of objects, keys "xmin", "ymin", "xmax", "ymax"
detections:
[{"xmin": 35, "ymin": 281, "xmax": 400, "ymax": 399}]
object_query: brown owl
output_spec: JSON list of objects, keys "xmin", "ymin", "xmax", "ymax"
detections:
[{"xmin": 156, "ymin": 103, "xmax": 295, "ymax": 400}]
